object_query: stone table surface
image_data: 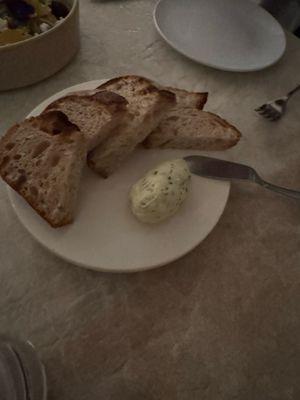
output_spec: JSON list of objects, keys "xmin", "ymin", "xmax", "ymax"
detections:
[{"xmin": 0, "ymin": 1, "xmax": 300, "ymax": 399}]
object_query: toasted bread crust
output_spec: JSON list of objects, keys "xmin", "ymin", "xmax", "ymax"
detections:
[
  {"xmin": 144, "ymin": 109, "xmax": 241, "ymax": 150},
  {"xmin": 158, "ymin": 89, "xmax": 176, "ymax": 104},
  {"xmin": 196, "ymin": 93, "xmax": 208, "ymax": 110},
  {"xmin": 166, "ymin": 87, "xmax": 208, "ymax": 110},
  {"xmin": 97, "ymin": 75, "xmax": 153, "ymax": 91},
  {"xmin": 86, "ymin": 160, "xmax": 109, "ymax": 179},
  {"xmin": 91, "ymin": 91, "xmax": 128, "ymax": 106},
  {"xmin": 205, "ymin": 111, "xmax": 241, "ymax": 144},
  {"xmin": 44, "ymin": 91, "xmax": 128, "ymax": 115},
  {"xmin": 1, "ymin": 171, "xmax": 73, "ymax": 227},
  {"xmin": 97, "ymin": 76, "xmax": 175, "ymax": 100}
]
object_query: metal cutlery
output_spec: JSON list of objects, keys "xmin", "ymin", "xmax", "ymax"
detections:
[
  {"xmin": 185, "ymin": 155, "xmax": 300, "ymax": 200},
  {"xmin": 0, "ymin": 337, "xmax": 47, "ymax": 400},
  {"xmin": 255, "ymin": 84, "xmax": 300, "ymax": 121},
  {"xmin": 0, "ymin": 341, "xmax": 27, "ymax": 400}
]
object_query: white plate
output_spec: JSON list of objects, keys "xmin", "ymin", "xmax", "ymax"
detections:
[
  {"xmin": 154, "ymin": 0, "xmax": 286, "ymax": 72},
  {"xmin": 7, "ymin": 80, "xmax": 230, "ymax": 273}
]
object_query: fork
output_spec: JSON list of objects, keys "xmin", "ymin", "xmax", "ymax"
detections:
[{"xmin": 255, "ymin": 84, "xmax": 300, "ymax": 121}]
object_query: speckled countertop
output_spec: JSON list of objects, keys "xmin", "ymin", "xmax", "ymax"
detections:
[{"xmin": 0, "ymin": 1, "xmax": 300, "ymax": 399}]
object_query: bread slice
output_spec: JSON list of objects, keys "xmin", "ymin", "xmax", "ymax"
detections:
[
  {"xmin": 87, "ymin": 75, "xmax": 176, "ymax": 177},
  {"xmin": 144, "ymin": 108, "xmax": 241, "ymax": 150},
  {"xmin": 44, "ymin": 91, "xmax": 128, "ymax": 151},
  {"xmin": 143, "ymin": 86, "xmax": 208, "ymax": 148},
  {"xmin": 0, "ymin": 111, "xmax": 86, "ymax": 227}
]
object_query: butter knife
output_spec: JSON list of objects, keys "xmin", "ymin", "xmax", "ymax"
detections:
[{"xmin": 184, "ymin": 155, "xmax": 300, "ymax": 200}]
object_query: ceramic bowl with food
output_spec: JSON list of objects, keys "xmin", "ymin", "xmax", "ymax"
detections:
[{"xmin": 0, "ymin": 0, "xmax": 79, "ymax": 91}]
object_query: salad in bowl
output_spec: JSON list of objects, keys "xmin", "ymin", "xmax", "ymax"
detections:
[{"xmin": 0, "ymin": 0, "xmax": 70, "ymax": 46}]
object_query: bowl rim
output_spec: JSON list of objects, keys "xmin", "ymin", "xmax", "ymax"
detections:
[{"xmin": 0, "ymin": 0, "xmax": 78, "ymax": 52}]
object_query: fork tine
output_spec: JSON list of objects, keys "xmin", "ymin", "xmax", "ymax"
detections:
[
  {"xmin": 267, "ymin": 111, "xmax": 280, "ymax": 121},
  {"xmin": 255, "ymin": 94, "xmax": 287, "ymax": 121},
  {"xmin": 260, "ymin": 110, "xmax": 270, "ymax": 118},
  {"xmin": 256, "ymin": 107, "xmax": 269, "ymax": 115},
  {"xmin": 255, "ymin": 104, "xmax": 266, "ymax": 112},
  {"xmin": 265, "ymin": 105, "xmax": 279, "ymax": 117},
  {"xmin": 265, "ymin": 114, "xmax": 275, "ymax": 120},
  {"xmin": 268, "ymin": 106, "xmax": 281, "ymax": 119},
  {"xmin": 265, "ymin": 108, "xmax": 277, "ymax": 119},
  {"xmin": 256, "ymin": 105, "xmax": 278, "ymax": 120},
  {"xmin": 260, "ymin": 107, "xmax": 270, "ymax": 116},
  {"xmin": 272, "ymin": 113, "xmax": 281, "ymax": 121},
  {"xmin": 255, "ymin": 102, "xmax": 282, "ymax": 120}
]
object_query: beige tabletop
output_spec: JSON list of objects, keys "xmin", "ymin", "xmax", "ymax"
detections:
[{"xmin": 0, "ymin": 1, "xmax": 300, "ymax": 399}]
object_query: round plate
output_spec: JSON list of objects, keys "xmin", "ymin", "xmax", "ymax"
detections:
[
  {"xmin": 154, "ymin": 0, "xmax": 286, "ymax": 72},
  {"xmin": 7, "ymin": 80, "xmax": 230, "ymax": 273}
]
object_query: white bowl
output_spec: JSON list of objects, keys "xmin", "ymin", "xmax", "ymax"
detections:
[
  {"xmin": 0, "ymin": 0, "xmax": 79, "ymax": 91},
  {"xmin": 154, "ymin": 0, "xmax": 286, "ymax": 72}
]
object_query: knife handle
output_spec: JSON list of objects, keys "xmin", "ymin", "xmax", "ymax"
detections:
[{"xmin": 256, "ymin": 177, "xmax": 300, "ymax": 200}]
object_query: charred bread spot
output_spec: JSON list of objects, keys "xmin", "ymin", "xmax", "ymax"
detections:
[
  {"xmin": 196, "ymin": 93, "xmax": 208, "ymax": 109},
  {"xmin": 92, "ymin": 91, "xmax": 128, "ymax": 107},
  {"xmin": 44, "ymin": 93, "xmax": 128, "ymax": 116},
  {"xmin": 96, "ymin": 76, "xmax": 130, "ymax": 90},
  {"xmin": 39, "ymin": 111, "xmax": 80, "ymax": 135},
  {"xmin": 158, "ymin": 90, "xmax": 176, "ymax": 104},
  {"xmin": 97, "ymin": 75, "xmax": 154, "ymax": 91}
]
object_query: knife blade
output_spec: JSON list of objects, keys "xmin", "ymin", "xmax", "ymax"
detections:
[{"xmin": 184, "ymin": 155, "xmax": 256, "ymax": 181}]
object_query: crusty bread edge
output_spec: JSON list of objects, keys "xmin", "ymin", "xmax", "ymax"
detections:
[
  {"xmin": 205, "ymin": 111, "xmax": 242, "ymax": 145},
  {"xmin": 157, "ymin": 89, "xmax": 176, "ymax": 105},
  {"xmin": 144, "ymin": 110, "xmax": 241, "ymax": 150},
  {"xmin": 96, "ymin": 75, "xmax": 154, "ymax": 90},
  {"xmin": 43, "ymin": 91, "xmax": 128, "ymax": 115},
  {"xmin": 196, "ymin": 92, "xmax": 208, "ymax": 110},
  {"xmin": 166, "ymin": 86, "xmax": 208, "ymax": 110},
  {"xmin": 1, "ymin": 172, "xmax": 73, "ymax": 228},
  {"xmin": 86, "ymin": 161, "xmax": 109, "ymax": 179}
]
